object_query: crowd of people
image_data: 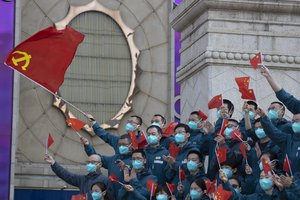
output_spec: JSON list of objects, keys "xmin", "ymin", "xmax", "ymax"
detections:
[{"xmin": 44, "ymin": 65, "xmax": 300, "ymax": 199}]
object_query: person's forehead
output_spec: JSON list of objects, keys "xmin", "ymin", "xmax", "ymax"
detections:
[
  {"xmin": 229, "ymin": 179, "xmax": 238, "ymax": 185},
  {"xmin": 89, "ymin": 155, "xmax": 100, "ymax": 162},
  {"xmin": 248, "ymin": 104, "xmax": 256, "ymax": 110},
  {"xmin": 132, "ymin": 152, "xmax": 143, "ymax": 158},
  {"xmin": 147, "ymin": 127, "xmax": 158, "ymax": 133},
  {"xmin": 175, "ymin": 127, "xmax": 185, "ymax": 131},
  {"xmin": 189, "ymin": 114, "xmax": 199, "ymax": 119},
  {"xmin": 270, "ymin": 103, "xmax": 281, "ymax": 108},
  {"xmin": 92, "ymin": 184, "xmax": 101, "ymax": 190},
  {"xmin": 293, "ymin": 114, "xmax": 300, "ymax": 120},
  {"xmin": 152, "ymin": 115, "xmax": 162, "ymax": 122},
  {"xmin": 188, "ymin": 153, "xmax": 199, "ymax": 159},
  {"xmin": 228, "ymin": 121, "xmax": 238, "ymax": 126},
  {"xmin": 119, "ymin": 138, "xmax": 130, "ymax": 143}
]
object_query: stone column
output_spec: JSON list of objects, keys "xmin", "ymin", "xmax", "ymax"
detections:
[{"xmin": 170, "ymin": 0, "xmax": 300, "ymax": 122}]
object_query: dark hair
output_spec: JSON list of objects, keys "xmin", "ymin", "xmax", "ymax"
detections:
[
  {"xmin": 260, "ymin": 151, "xmax": 279, "ymax": 171},
  {"xmin": 187, "ymin": 150, "xmax": 204, "ymax": 162},
  {"xmin": 153, "ymin": 114, "xmax": 166, "ymax": 125},
  {"xmin": 254, "ymin": 118, "xmax": 261, "ymax": 124},
  {"xmin": 174, "ymin": 123, "xmax": 191, "ymax": 133},
  {"xmin": 154, "ymin": 185, "xmax": 171, "ymax": 197},
  {"xmin": 132, "ymin": 149, "xmax": 146, "ymax": 159},
  {"xmin": 120, "ymin": 134, "xmax": 131, "ymax": 141},
  {"xmin": 146, "ymin": 125, "xmax": 162, "ymax": 135},
  {"xmin": 247, "ymin": 100, "xmax": 258, "ymax": 110},
  {"xmin": 271, "ymin": 101, "xmax": 285, "ymax": 114},
  {"xmin": 228, "ymin": 118, "xmax": 239, "ymax": 125},
  {"xmin": 193, "ymin": 178, "xmax": 207, "ymax": 191},
  {"xmin": 229, "ymin": 176, "xmax": 241, "ymax": 187},
  {"xmin": 90, "ymin": 182, "xmax": 111, "ymax": 200},
  {"xmin": 223, "ymin": 99, "xmax": 234, "ymax": 115},
  {"xmin": 131, "ymin": 115, "xmax": 143, "ymax": 125},
  {"xmin": 190, "ymin": 111, "xmax": 201, "ymax": 120}
]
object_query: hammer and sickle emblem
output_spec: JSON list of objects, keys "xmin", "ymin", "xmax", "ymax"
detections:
[{"xmin": 11, "ymin": 51, "xmax": 32, "ymax": 71}]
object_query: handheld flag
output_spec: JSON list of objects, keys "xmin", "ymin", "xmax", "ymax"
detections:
[
  {"xmin": 216, "ymin": 146, "xmax": 227, "ymax": 164},
  {"xmin": 46, "ymin": 133, "xmax": 54, "ymax": 154},
  {"xmin": 179, "ymin": 167, "xmax": 186, "ymax": 182},
  {"xmin": 166, "ymin": 183, "xmax": 175, "ymax": 194},
  {"xmin": 262, "ymin": 157, "xmax": 272, "ymax": 174},
  {"xmin": 198, "ymin": 110, "xmax": 208, "ymax": 120},
  {"xmin": 208, "ymin": 94, "xmax": 222, "ymax": 109},
  {"xmin": 219, "ymin": 119, "xmax": 229, "ymax": 137},
  {"xmin": 138, "ymin": 133, "xmax": 148, "ymax": 149},
  {"xmin": 239, "ymin": 88, "xmax": 256, "ymax": 101},
  {"xmin": 146, "ymin": 179, "xmax": 158, "ymax": 197},
  {"xmin": 250, "ymin": 52, "xmax": 262, "ymax": 69},
  {"xmin": 71, "ymin": 193, "xmax": 87, "ymax": 200},
  {"xmin": 214, "ymin": 184, "xmax": 232, "ymax": 200},
  {"xmin": 66, "ymin": 118, "xmax": 86, "ymax": 137},
  {"xmin": 163, "ymin": 122, "xmax": 178, "ymax": 137},
  {"xmin": 205, "ymin": 179, "xmax": 216, "ymax": 195},
  {"xmin": 239, "ymin": 143, "xmax": 247, "ymax": 160},
  {"xmin": 5, "ymin": 26, "xmax": 84, "ymax": 93},
  {"xmin": 230, "ymin": 129, "xmax": 243, "ymax": 142},
  {"xmin": 129, "ymin": 132, "xmax": 138, "ymax": 149},
  {"xmin": 168, "ymin": 141, "xmax": 180, "ymax": 158},
  {"xmin": 109, "ymin": 174, "xmax": 124, "ymax": 186},
  {"xmin": 283, "ymin": 154, "xmax": 293, "ymax": 176}
]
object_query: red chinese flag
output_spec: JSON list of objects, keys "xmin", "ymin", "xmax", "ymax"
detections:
[
  {"xmin": 198, "ymin": 110, "xmax": 208, "ymax": 120},
  {"xmin": 219, "ymin": 119, "xmax": 229, "ymax": 137},
  {"xmin": 146, "ymin": 179, "xmax": 158, "ymax": 196},
  {"xmin": 166, "ymin": 183, "xmax": 175, "ymax": 193},
  {"xmin": 262, "ymin": 157, "xmax": 272, "ymax": 174},
  {"xmin": 239, "ymin": 143, "xmax": 247, "ymax": 160},
  {"xmin": 216, "ymin": 146, "xmax": 227, "ymax": 163},
  {"xmin": 168, "ymin": 141, "xmax": 180, "ymax": 158},
  {"xmin": 47, "ymin": 133, "xmax": 54, "ymax": 149},
  {"xmin": 283, "ymin": 154, "xmax": 292, "ymax": 174},
  {"xmin": 235, "ymin": 77, "xmax": 250, "ymax": 91},
  {"xmin": 208, "ymin": 94, "xmax": 223, "ymax": 109},
  {"xmin": 129, "ymin": 132, "xmax": 138, "ymax": 149},
  {"xmin": 214, "ymin": 184, "xmax": 232, "ymax": 200},
  {"xmin": 250, "ymin": 52, "xmax": 262, "ymax": 69},
  {"xmin": 108, "ymin": 174, "xmax": 119, "ymax": 182},
  {"xmin": 205, "ymin": 179, "xmax": 216, "ymax": 194},
  {"xmin": 179, "ymin": 167, "xmax": 186, "ymax": 181},
  {"xmin": 5, "ymin": 26, "xmax": 84, "ymax": 93},
  {"xmin": 239, "ymin": 88, "xmax": 256, "ymax": 101},
  {"xmin": 230, "ymin": 129, "xmax": 243, "ymax": 142},
  {"xmin": 66, "ymin": 118, "xmax": 86, "ymax": 132},
  {"xmin": 71, "ymin": 193, "xmax": 87, "ymax": 200},
  {"xmin": 163, "ymin": 122, "xmax": 178, "ymax": 137},
  {"xmin": 138, "ymin": 133, "xmax": 148, "ymax": 149}
]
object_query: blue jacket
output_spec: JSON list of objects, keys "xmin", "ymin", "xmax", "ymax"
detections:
[
  {"xmin": 285, "ymin": 172, "xmax": 300, "ymax": 199},
  {"xmin": 239, "ymin": 118, "xmax": 255, "ymax": 140},
  {"xmin": 261, "ymin": 116, "xmax": 300, "ymax": 174},
  {"xmin": 117, "ymin": 169, "xmax": 157, "ymax": 200},
  {"xmin": 51, "ymin": 162, "xmax": 114, "ymax": 200},
  {"xmin": 189, "ymin": 129, "xmax": 210, "ymax": 155},
  {"xmin": 144, "ymin": 145, "xmax": 170, "ymax": 184},
  {"xmin": 84, "ymin": 144, "xmax": 132, "ymax": 199},
  {"xmin": 160, "ymin": 136, "xmax": 174, "ymax": 149},
  {"xmin": 276, "ymin": 88, "xmax": 300, "ymax": 114}
]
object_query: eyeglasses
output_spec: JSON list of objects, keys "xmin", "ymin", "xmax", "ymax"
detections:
[{"xmin": 231, "ymin": 184, "xmax": 239, "ymax": 188}]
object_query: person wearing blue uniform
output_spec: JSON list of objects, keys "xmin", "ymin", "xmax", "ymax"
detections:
[
  {"xmin": 179, "ymin": 178, "xmax": 210, "ymax": 200},
  {"xmin": 90, "ymin": 182, "xmax": 112, "ymax": 200},
  {"xmin": 214, "ymin": 99, "xmax": 235, "ymax": 132},
  {"xmin": 239, "ymin": 101, "xmax": 257, "ymax": 140},
  {"xmin": 44, "ymin": 154, "xmax": 114, "ymax": 200}
]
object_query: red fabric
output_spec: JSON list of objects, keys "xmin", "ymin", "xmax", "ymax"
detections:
[
  {"xmin": 230, "ymin": 129, "xmax": 243, "ymax": 142},
  {"xmin": 262, "ymin": 157, "xmax": 272, "ymax": 174},
  {"xmin": 239, "ymin": 143, "xmax": 247, "ymax": 160},
  {"xmin": 179, "ymin": 167, "xmax": 186, "ymax": 181},
  {"xmin": 47, "ymin": 133, "xmax": 54, "ymax": 148},
  {"xmin": 66, "ymin": 118, "xmax": 86, "ymax": 132},
  {"xmin": 214, "ymin": 184, "xmax": 232, "ymax": 200},
  {"xmin": 163, "ymin": 122, "xmax": 178, "ymax": 137},
  {"xmin": 5, "ymin": 26, "xmax": 84, "ymax": 93},
  {"xmin": 250, "ymin": 52, "xmax": 262, "ymax": 69},
  {"xmin": 235, "ymin": 76, "xmax": 250, "ymax": 90},
  {"xmin": 71, "ymin": 194, "xmax": 87, "ymax": 200},
  {"xmin": 219, "ymin": 119, "xmax": 229, "ymax": 137},
  {"xmin": 198, "ymin": 110, "xmax": 208, "ymax": 120},
  {"xmin": 216, "ymin": 146, "xmax": 227, "ymax": 163},
  {"xmin": 208, "ymin": 94, "xmax": 222, "ymax": 109},
  {"xmin": 138, "ymin": 133, "xmax": 148, "ymax": 149},
  {"xmin": 168, "ymin": 141, "xmax": 180, "ymax": 158},
  {"xmin": 146, "ymin": 179, "xmax": 158, "ymax": 196},
  {"xmin": 204, "ymin": 179, "xmax": 216, "ymax": 194},
  {"xmin": 240, "ymin": 88, "xmax": 256, "ymax": 101},
  {"xmin": 166, "ymin": 183, "xmax": 175, "ymax": 193},
  {"xmin": 129, "ymin": 132, "xmax": 138, "ymax": 149},
  {"xmin": 108, "ymin": 174, "xmax": 119, "ymax": 182},
  {"xmin": 283, "ymin": 154, "xmax": 291, "ymax": 174}
]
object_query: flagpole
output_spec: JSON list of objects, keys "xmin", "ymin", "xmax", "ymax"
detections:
[
  {"xmin": 215, "ymin": 146, "xmax": 222, "ymax": 170},
  {"xmin": 150, "ymin": 183, "xmax": 154, "ymax": 200},
  {"xmin": 45, "ymin": 137, "xmax": 48, "ymax": 154},
  {"xmin": 286, "ymin": 154, "xmax": 293, "ymax": 177},
  {"xmin": 179, "ymin": 166, "xmax": 181, "ymax": 183},
  {"xmin": 5, "ymin": 64, "xmax": 88, "ymax": 117}
]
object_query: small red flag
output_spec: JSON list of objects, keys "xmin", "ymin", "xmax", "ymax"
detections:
[
  {"xmin": 208, "ymin": 94, "xmax": 223, "ymax": 109},
  {"xmin": 239, "ymin": 88, "xmax": 256, "ymax": 101},
  {"xmin": 108, "ymin": 174, "xmax": 119, "ymax": 182},
  {"xmin": 129, "ymin": 132, "xmax": 138, "ymax": 149},
  {"xmin": 47, "ymin": 133, "xmax": 54, "ymax": 149},
  {"xmin": 66, "ymin": 118, "xmax": 86, "ymax": 132},
  {"xmin": 283, "ymin": 154, "xmax": 292, "ymax": 174},
  {"xmin": 216, "ymin": 146, "xmax": 227, "ymax": 163},
  {"xmin": 5, "ymin": 26, "xmax": 84, "ymax": 93},
  {"xmin": 219, "ymin": 119, "xmax": 229, "ymax": 137},
  {"xmin": 205, "ymin": 179, "xmax": 216, "ymax": 194},
  {"xmin": 198, "ymin": 110, "xmax": 208, "ymax": 120},
  {"xmin": 71, "ymin": 193, "xmax": 87, "ymax": 200},
  {"xmin": 166, "ymin": 183, "xmax": 175, "ymax": 193},
  {"xmin": 138, "ymin": 133, "xmax": 148, "ymax": 149},
  {"xmin": 235, "ymin": 77, "xmax": 250, "ymax": 91},
  {"xmin": 239, "ymin": 143, "xmax": 247, "ymax": 160},
  {"xmin": 179, "ymin": 167, "xmax": 186, "ymax": 181},
  {"xmin": 214, "ymin": 184, "xmax": 232, "ymax": 200},
  {"xmin": 163, "ymin": 122, "xmax": 178, "ymax": 137},
  {"xmin": 168, "ymin": 141, "xmax": 180, "ymax": 158},
  {"xmin": 262, "ymin": 157, "xmax": 272, "ymax": 174},
  {"xmin": 230, "ymin": 129, "xmax": 243, "ymax": 142},
  {"xmin": 146, "ymin": 179, "xmax": 158, "ymax": 196},
  {"xmin": 250, "ymin": 52, "xmax": 262, "ymax": 69}
]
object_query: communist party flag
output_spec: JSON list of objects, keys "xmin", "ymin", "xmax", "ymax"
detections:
[
  {"xmin": 250, "ymin": 52, "xmax": 262, "ymax": 69},
  {"xmin": 71, "ymin": 194, "xmax": 87, "ymax": 200},
  {"xmin": 214, "ymin": 185, "xmax": 232, "ymax": 200},
  {"xmin": 208, "ymin": 94, "xmax": 222, "ymax": 109},
  {"xmin": 5, "ymin": 26, "xmax": 84, "ymax": 93}
]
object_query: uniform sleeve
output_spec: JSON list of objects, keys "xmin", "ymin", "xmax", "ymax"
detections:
[
  {"xmin": 84, "ymin": 143, "xmax": 97, "ymax": 156},
  {"xmin": 276, "ymin": 88, "xmax": 300, "ymax": 114},
  {"xmin": 92, "ymin": 123, "xmax": 120, "ymax": 152},
  {"xmin": 51, "ymin": 162, "xmax": 82, "ymax": 187}
]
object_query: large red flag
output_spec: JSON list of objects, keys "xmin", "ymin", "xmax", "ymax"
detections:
[
  {"xmin": 216, "ymin": 146, "xmax": 227, "ymax": 163},
  {"xmin": 47, "ymin": 133, "xmax": 54, "ymax": 149},
  {"xmin": 163, "ymin": 122, "xmax": 177, "ymax": 137},
  {"xmin": 168, "ymin": 141, "xmax": 180, "ymax": 158},
  {"xmin": 208, "ymin": 94, "xmax": 222, "ymax": 109},
  {"xmin": 146, "ymin": 179, "xmax": 158, "ymax": 197},
  {"xmin": 5, "ymin": 26, "xmax": 84, "ymax": 93},
  {"xmin": 71, "ymin": 194, "xmax": 87, "ymax": 200},
  {"xmin": 250, "ymin": 52, "xmax": 262, "ymax": 69},
  {"xmin": 66, "ymin": 118, "xmax": 86, "ymax": 132},
  {"xmin": 214, "ymin": 184, "xmax": 232, "ymax": 200}
]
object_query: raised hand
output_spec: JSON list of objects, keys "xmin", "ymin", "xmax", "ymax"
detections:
[
  {"xmin": 44, "ymin": 154, "xmax": 55, "ymax": 165},
  {"xmin": 219, "ymin": 169, "xmax": 228, "ymax": 183},
  {"xmin": 242, "ymin": 101, "xmax": 249, "ymax": 113},
  {"xmin": 163, "ymin": 155, "xmax": 175, "ymax": 167},
  {"xmin": 203, "ymin": 121, "xmax": 215, "ymax": 135},
  {"xmin": 260, "ymin": 64, "xmax": 271, "ymax": 79},
  {"xmin": 115, "ymin": 159, "xmax": 126, "ymax": 170},
  {"xmin": 280, "ymin": 173, "xmax": 293, "ymax": 188},
  {"xmin": 123, "ymin": 184, "xmax": 134, "ymax": 192},
  {"xmin": 214, "ymin": 135, "xmax": 225, "ymax": 146},
  {"xmin": 273, "ymin": 174, "xmax": 284, "ymax": 191},
  {"xmin": 80, "ymin": 136, "xmax": 89, "ymax": 145},
  {"xmin": 245, "ymin": 164, "xmax": 253, "ymax": 175},
  {"xmin": 256, "ymin": 107, "xmax": 266, "ymax": 117}
]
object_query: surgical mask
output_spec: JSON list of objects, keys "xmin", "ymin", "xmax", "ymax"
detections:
[
  {"xmin": 222, "ymin": 168, "xmax": 233, "ymax": 178},
  {"xmin": 125, "ymin": 123, "xmax": 135, "ymax": 132},
  {"xmin": 147, "ymin": 135, "xmax": 159, "ymax": 145},
  {"xmin": 187, "ymin": 160, "xmax": 198, "ymax": 172},
  {"xmin": 292, "ymin": 122, "xmax": 300, "ymax": 133},
  {"xmin": 119, "ymin": 145, "xmax": 129, "ymax": 154},
  {"xmin": 92, "ymin": 192, "xmax": 102, "ymax": 200},
  {"xmin": 86, "ymin": 163, "xmax": 97, "ymax": 173},
  {"xmin": 255, "ymin": 128, "xmax": 266, "ymax": 139},
  {"xmin": 259, "ymin": 178, "xmax": 273, "ymax": 191},
  {"xmin": 156, "ymin": 194, "xmax": 168, "ymax": 200},
  {"xmin": 268, "ymin": 109, "xmax": 278, "ymax": 120},
  {"xmin": 190, "ymin": 190, "xmax": 202, "ymax": 199},
  {"xmin": 242, "ymin": 111, "xmax": 255, "ymax": 120},
  {"xmin": 175, "ymin": 132, "xmax": 185, "ymax": 144},
  {"xmin": 151, "ymin": 122, "xmax": 161, "ymax": 128},
  {"xmin": 187, "ymin": 121, "xmax": 197, "ymax": 130},
  {"xmin": 224, "ymin": 127, "xmax": 233, "ymax": 139},
  {"xmin": 217, "ymin": 110, "xmax": 221, "ymax": 118},
  {"xmin": 234, "ymin": 188, "xmax": 240, "ymax": 194},
  {"xmin": 132, "ymin": 160, "xmax": 143, "ymax": 170},
  {"xmin": 259, "ymin": 161, "xmax": 263, "ymax": 171}
]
